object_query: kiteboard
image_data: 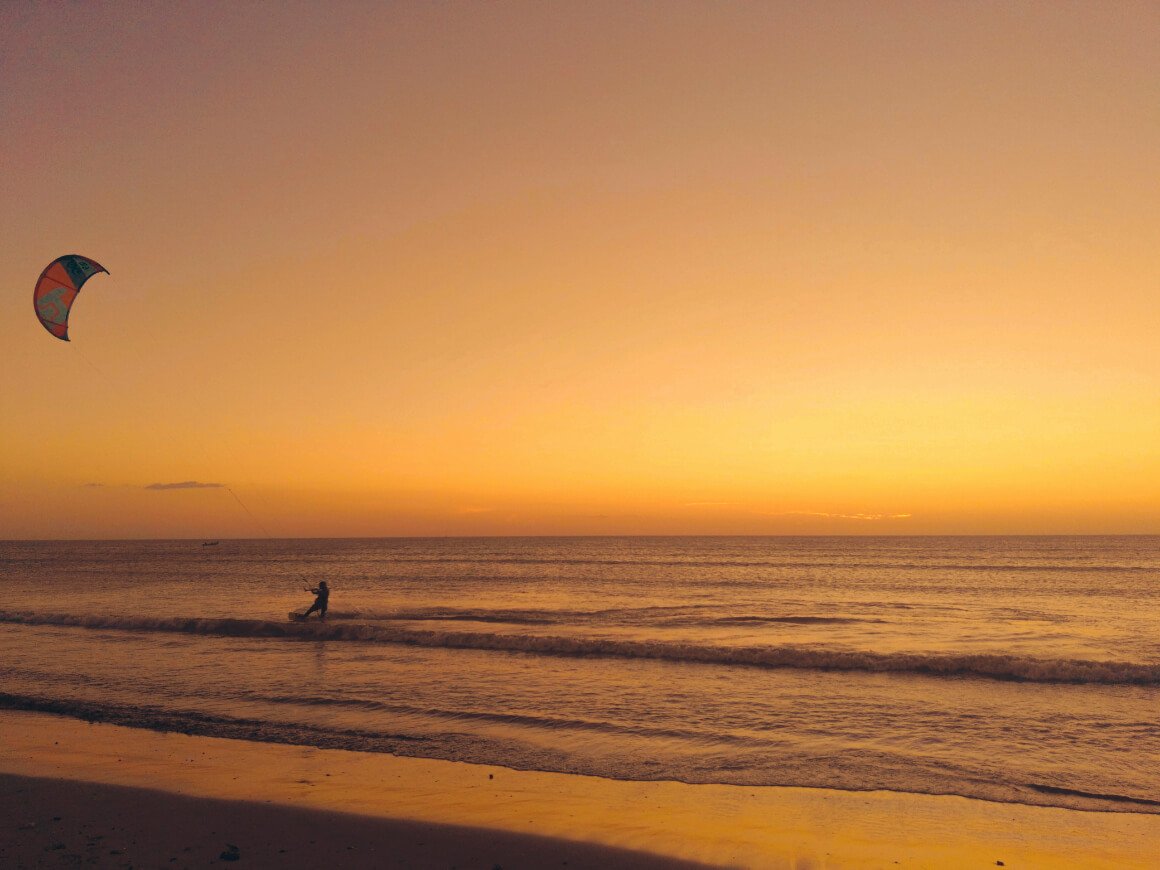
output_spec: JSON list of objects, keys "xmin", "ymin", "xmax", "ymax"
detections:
[{"xmin": 288, "ymin": 611, "xmax": 308, "ymax": 622}]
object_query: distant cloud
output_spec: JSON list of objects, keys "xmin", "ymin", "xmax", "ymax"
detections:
[
  {"xmin": 683, "ymin": 501, "xmax": 741, "ymax": 507},
  {"xmin": 82, "ymin": 482, "xmax": 104, "ymax": 488},
  {"xmin": 768, "ymin": 510, "xmax": 912, "ymax": 521},
  {"xmin": 145, "ymin": 481, "xmax": 224, "ymax": 491}
]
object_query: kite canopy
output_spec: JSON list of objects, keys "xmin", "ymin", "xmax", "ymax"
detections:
[{"xmin": 34, "ymin": 254, "xmax": 108, "ymax": 341}]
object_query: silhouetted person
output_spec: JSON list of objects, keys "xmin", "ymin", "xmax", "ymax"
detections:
[{"xmin": 303, "ymin": 581, "xmax": 329, "ymax": 619}]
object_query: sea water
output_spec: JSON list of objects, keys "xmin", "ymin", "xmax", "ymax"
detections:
[{"xmin": 1, "ymin": 536, "xmax": 1157, "ymax": 814}]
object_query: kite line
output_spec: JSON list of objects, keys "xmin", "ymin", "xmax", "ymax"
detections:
[{"xmin": 225, "ymin": 486, "xmax": 273, "ymax": 539}]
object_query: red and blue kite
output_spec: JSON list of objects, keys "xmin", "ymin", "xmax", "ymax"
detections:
[{"xmin": 34, "ymin": 254, "xmax": 108, "ymax": 341}]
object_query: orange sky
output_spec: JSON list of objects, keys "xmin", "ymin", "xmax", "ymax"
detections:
[{"xmin": 2, "ymin": 2, "xmax": 1158, "ymax": 538}]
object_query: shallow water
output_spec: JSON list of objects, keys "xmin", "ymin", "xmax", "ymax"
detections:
[{"xmin": 1, "ymin": 536, "xmax": 1158, "ymax": 813}]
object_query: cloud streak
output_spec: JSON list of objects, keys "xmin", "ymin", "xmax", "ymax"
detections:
[
  {"xmin": 767, "ymin": 510, "xmax": 913, "ymax": 521},
  {"xmin": 145, "ymin": 481, "xmax": 225, "ymax": 491}
]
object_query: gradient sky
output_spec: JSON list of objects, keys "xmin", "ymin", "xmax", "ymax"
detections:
[{"xmin": 2, "ymin": 1, "xmax": 1158, "ymax": 538}]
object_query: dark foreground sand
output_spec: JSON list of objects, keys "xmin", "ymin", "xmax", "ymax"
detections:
[
  {"xmin": 2, "ymin": 711, "xmax": 1159, "ymax": 868},
  {"xmin": 1, "ymin": 772, "xmax": 707, "ymax": 869}
]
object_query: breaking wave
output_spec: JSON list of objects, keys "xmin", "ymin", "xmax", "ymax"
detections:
[
  {"xmin": 3, "ymin": 611, "xmax": 1158, "ymax": 685},
  {"xmin": 334, "ymin": 606, "xmax": 879, "ymax": 628}
]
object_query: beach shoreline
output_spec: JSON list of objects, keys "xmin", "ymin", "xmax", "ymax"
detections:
[{"xmin": 2, "ymin": 710, "xmax": 1158, "ymax": 868}]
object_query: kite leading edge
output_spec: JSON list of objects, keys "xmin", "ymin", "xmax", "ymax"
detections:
[{"xmin": 34, "ymin": 254, "xmax": 108, "ymax": 341}]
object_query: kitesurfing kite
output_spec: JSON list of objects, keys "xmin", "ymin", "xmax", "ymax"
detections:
[{"xmin": 33, "ymin": 254, "xmax": 108, "ymax": 341}]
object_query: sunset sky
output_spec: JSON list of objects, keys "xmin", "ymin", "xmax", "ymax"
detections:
[{"xmin": 2, "ymin": 1, "xmax": 1158, "ymax": 538}]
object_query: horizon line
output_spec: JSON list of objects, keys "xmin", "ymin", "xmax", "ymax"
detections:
[{"xmin": 4, "ymin": 532, "xmax": 1160, "ymax": 544}]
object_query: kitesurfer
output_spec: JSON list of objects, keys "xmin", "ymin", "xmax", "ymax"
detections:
[{"xmin": 303, "ymin": 581, "xmax": 329, "ymax": 619}]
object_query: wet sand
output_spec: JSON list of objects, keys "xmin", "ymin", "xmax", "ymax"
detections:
[
  {"xmin": 0, "ymin": 772, "xmax": 706, "ymax": 869},
  {"xmin": 2, "ymin": 710, "xmax": 1158, "ymax": 868}
]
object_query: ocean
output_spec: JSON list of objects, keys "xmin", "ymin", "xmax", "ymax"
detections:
[{"xmin": 1, "ymin": 536, "xmax": 1157, "ymax": 815}]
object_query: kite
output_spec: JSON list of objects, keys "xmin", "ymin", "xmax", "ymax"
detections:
[{"xmin": 33, "ymin": 254, "xmax": 108, "ymax": 341}]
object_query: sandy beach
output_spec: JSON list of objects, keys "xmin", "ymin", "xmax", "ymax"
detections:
[
  {"xmin": 1, "ymin": 772, "xmax": 708, "ymax": 870},
  {"xmin": 2, "ymin": 710, "xmax": 1158, "ymax": 868}
]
